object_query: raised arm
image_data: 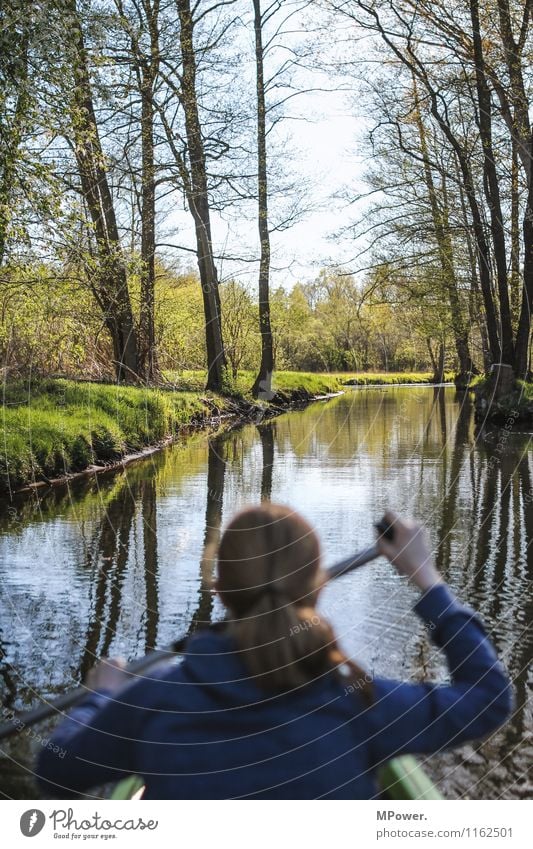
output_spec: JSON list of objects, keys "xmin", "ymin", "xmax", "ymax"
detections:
[{"xmin": 366, "ymin": 513, "xmax": 513, "ymax": 764}]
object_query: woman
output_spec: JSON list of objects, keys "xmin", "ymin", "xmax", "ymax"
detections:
[{"xmin": 37, "ymin": 504, "xmax": 512, "ymax": 799}]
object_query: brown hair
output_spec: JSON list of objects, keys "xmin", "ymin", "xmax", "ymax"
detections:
[{"xmin": 216, "ymin": 502, "xmax": 372, "ymax": 700}]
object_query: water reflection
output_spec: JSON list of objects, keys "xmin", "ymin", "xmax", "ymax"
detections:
[
  {"xmin": 258, "ymin": 422, "xmax": 275, "ymax": 501},
  {"xmin": 142, "ymin": 479, "xmax": 159, "ymax": 652},
  {"xmin": 188, "ymin": 435, "xmax": 227, "ymax": 633},
  {"xmin": 0, "ymin": 387, "xmax": 531, "ymax": 799},
  {"xmin": 79, "ymin": 479, "xmax": 138, "ymax": 680}
]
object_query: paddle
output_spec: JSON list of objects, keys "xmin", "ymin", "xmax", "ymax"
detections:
[{"xmin": 0, "ymin": 516, "xmax": 394, "ymax": 741}]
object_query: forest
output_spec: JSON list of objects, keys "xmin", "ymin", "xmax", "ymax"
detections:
[{"xmin": 1, "ymin": 0, "xmax": 533, "ymax": 394}]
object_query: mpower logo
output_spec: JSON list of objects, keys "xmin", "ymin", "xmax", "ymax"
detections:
[{"xmin": 20, "ymin": 810, "xmax": 46, "ymax": 837}]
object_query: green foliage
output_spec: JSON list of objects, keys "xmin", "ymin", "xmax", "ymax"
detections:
[
  {"xmin": 0, "ymin": 264, "xmax": 109, "ymax": 377},
  {"xmin": 268, "ymin": 270, "xmax": 458, "ymax": 374},
  {"xmin": 515, "ymin": 380, "xmax": 533, "ymax": 402},
  {"xmin": 220, "ymin": 280, "xmax": 260, "ymax": 377},
  {"xmin": 0, "ymin": 259, "xmax": 464, "ymax": 385},
  {"xmin": 271, "ymin": 371, "xmax": 344, "ymax": 396},
  {"xmin": 165, "ymin": 368, "xmax": 447, "ymax": 395},
  {"xmin": 154, "ymin": 266, "xmax": 207, "ymax": 372},
  {"xmin": 469, "ymin": 377, "xmax": 533, "ymax": 422}
]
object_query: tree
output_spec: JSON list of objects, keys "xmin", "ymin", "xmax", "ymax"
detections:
[
  {"xmin": 62, "ymin": 0, "xmax": 140, "ymax": 383},
  {"xmin": 0, "ymin": 1, "xmax": 30, "ymax": 267},
  {"xmin": 109, "ymin": 0, "xmax": 162, "ymax": 381},
  {"xmin": 174, "ymin": 0, "xmax": 227, "ymax": 391},
  {"xmin": 411, "ymin": 78, "xmax": 477, "ymax": 381},
  {"xmin": 251, "ymin": 0, "xmax": 274, "ymax": 399}
]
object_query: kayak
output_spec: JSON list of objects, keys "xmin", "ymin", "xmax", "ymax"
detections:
[
  {"xmin": 110, "ymin": 755, "xmax": 444, "ymax": 800},
  {"xmin": 377, "ymin": 755, "xmax": 443, "ymax": 800}
]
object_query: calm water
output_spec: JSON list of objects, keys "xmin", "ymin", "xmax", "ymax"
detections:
[{"xmin": 0, "ymin": 386, "xmax": 531, "ymax": 799}]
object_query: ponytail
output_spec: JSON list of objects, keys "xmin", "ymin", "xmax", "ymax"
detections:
[{"xmin": 217, "ymin": 504, "xmax": 373, "ymax": 701}]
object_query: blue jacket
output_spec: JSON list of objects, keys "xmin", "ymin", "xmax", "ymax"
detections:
[{"xmin": 36, "ymin": 584, "xmax": 512, "ymax": 799}]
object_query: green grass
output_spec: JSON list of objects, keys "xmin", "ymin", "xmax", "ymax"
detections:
[
  {"xmin": 165, "ymin": 369, "xmax": 451, "ymax": 394},
  {"xmin": 164, "ymin": 369, "xmax": 344, "ymax": 396},
  {"xmin": 466, "ymin": 374, "xmax": 486, "ymax": 389},
  {"xmin": 339, "ymin": 371, "xmax": 455, "ymax": 386},
  {"xmin": 0, "ymin": 379, "xmax": 218, "ymax": 493},
  {"xmin": 516, "ymin": 379, "xmax": 533, "ymax": 401},
  {"xmin": 269, "ymin": 371, "xmax": 345, "ymax": 397}
]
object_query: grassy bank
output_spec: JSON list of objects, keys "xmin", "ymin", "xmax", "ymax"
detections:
[
  {"xmin": 166, "ymin": 369, "xmax": 453, "ymax": 393},
  {"xmin": 165, "ymin": 369, "xmax": 346, "ymax": 396},
  {"xmin": 340, "ymin": 371, "xmax": 455, "ymax": 386},
  {"xmin": 0, "ymin": 372, "xmax": 345, "ymax": 495},
  {"xmin": 0, "ymin": 379, "xmax": 225, "ymax": 494},
  {"xmin": 469, "ymin": 375, "xmax": 533, "ymax": 422}
]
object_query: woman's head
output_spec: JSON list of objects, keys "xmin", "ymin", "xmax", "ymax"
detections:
[
  {"xmin": 215, "ymin": 502, "xmax": 370, "ymax": 698},
  {"xmin": 216, "ymin": 502, "xmax": 323, "ymax": 616}
]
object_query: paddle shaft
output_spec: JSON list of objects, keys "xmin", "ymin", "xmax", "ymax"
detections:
[{"xmin": 0, "ymin": 518, "xmax": 394, "ymax": 740}]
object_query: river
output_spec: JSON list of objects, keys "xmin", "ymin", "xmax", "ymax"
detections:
[{"xmin": 0, "ymin": 385, "xmax": 531, "ymax": 799}]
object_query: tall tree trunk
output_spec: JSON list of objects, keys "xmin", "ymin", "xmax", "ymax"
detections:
[
  {"xmin": 455, "ymin": 154, "xmax": 490, "ymax": 372},
  {"xmin": 119, "ymin": 0, "xmax": 160, "ymax": 381},
  {"xmin": 427, "ymin": 339, "xmax": 445, "ymax": 383},
  {"xmin": 423, "ymin": 77, "xmax": 501, "ymax": 365},
  {"xmin": 470, "ymin": 0, "xmax": 514, "ymax": 365},
  {"xmin": 139, "ymin": 65, "xmax": 159, "ymax": 382},
  {"xmin": 515, "ymin": 128, "xmax": 533, "ymax": 378},
  {"xmin": 496, "ymin": 0, "xmax": 531, "ymax": 178},
  {"xmin": 353, "ymin": 6, "xmax": 502, "ymax": 365},
  {"xmin": 510, "ymin": 138, "xmax": 521, "ymax": 328},
  {"xmin": 251, "ymin": 0, "xmax": 274, "ymax": 399},
  {"xmin": 413, "ymin": 82, "xmax": 475, "ymax": 378},
  {"xmin": 66, "ymin": 0, "xmax": 139, "ymax": 382},
  {"xmin": 494, "ymin": 0, "xmax": 532, "ymax": 375},
  {"xmin": 177, "ymin": 0, "xmax": 226, "ymax": 392}
]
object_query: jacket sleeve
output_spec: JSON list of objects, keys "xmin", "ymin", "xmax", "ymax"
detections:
[
  {"xmin": 35, "ymin": 668, "xmax": 172, "ymax": 798},
  {"xmin": 365, "ymin": 583, "xmax": 513, "ymax": 766}
]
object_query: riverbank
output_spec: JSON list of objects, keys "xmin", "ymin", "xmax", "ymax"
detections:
[
  {"xmin": 165, "ymin": 369, "xmax": 346, "ymax": 396},
  {"xmin": 170, "ymin": 369, "xmax": 454, "ymax": 391},
  {"xmin": 0, "ymin": 374, "xmax": 345, "ymax": 496},
  {"xmin": 470, "ymin": 374, "xmax": 533, "ymax": 424},
  {"xmin": 338, "ymin": 371, "xmax": 455, "ymax": 386}
]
